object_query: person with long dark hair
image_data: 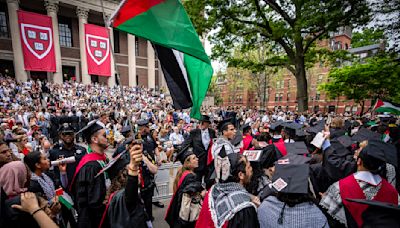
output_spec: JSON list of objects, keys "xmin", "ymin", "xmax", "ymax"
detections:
[{"xmin": 165, "ymin": 147, "xmax": 205, "ymax": 228}]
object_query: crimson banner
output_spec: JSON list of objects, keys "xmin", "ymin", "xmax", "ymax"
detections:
[
  {"xmin": 17, "ymin": 10, "xmax": 56, "ymax": 72},
  {"xmin": 85, "ymin": 24, "xmax": 111, "ymax": 77}
]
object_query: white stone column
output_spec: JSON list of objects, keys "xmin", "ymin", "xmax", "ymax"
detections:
[
  {"xmin": 45, "ymin": 0, "xmax": 63, "ymax": 84},
  {"xmin": 147, "ymin": 41, "xmax": 155, "ymax": 89},
  {"xmin": 76, "ymin": 7, "xmax": 90, "ymax": 84},
  {"xmin": 108, "ymin": 26, "xmax": 116, "ymax": 87},
  {"xmin": 127, "ymin": 34, "xmax": 136, "ymax": 87},
  {"xmin": 7, "ymin": 0, "xmax": 28, "ymax": 82}
]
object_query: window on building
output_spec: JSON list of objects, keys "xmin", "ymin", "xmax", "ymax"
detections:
[
  {"xmin": 352, "ymin": 106, "xmax": 358, "ymax": 114},
  {"xmin": 317, "ymin": 75, "xmax": 324, "ymax": 84},
  {"xmin": 287, "ymin": 79, "xmax": 290, "ymax": 88},
  {"xmin": 345, "ymin": 106, "xmax": 351, "ymax": 113},
  {"xmin": 58, "ymin": 18, "xmax": 72, "ymax": 47},
  {"xmin": 280, "ymin": 93, "xmax": 283, "ymax": 101},
  {"xmin": 113, "ymin": 29, "xmax": 120, "ymax": 53},
  {"xmin": 275, "ymin": 93, "xmax": 279, "ymax": 101},
  {"xmin": 287, "ymin": 93, "xmax": 290, "ymax": 101},
  {"xmin": 315, "ymin": 92, "xmax": 320, "ymax": 101},
  {"xmin": 276, "ymin": 81, "xmax": 280, "ymax": 89},
  {"xmin": 0, "ymin": 11, "xmax": 9, "ymax": 38},
  {"xmin": 135, "ymin": 37, "xmax": 139, "ymax": 56}
]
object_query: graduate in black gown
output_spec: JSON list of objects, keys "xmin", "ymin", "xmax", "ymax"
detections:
[
  {"xmin": 165, "ymin": 147, "xmax": 204, "ymax": 228},
  {"xmin": 196, "ymin": 152, "xmax": 259, "ymax": 228},
  {"xmin": 70, "ymin": 121, "xmax": 110, "ymax": 228},
  {"xmin": 100, "ymin": 142, "xmax": 149, "ymax": 228}
]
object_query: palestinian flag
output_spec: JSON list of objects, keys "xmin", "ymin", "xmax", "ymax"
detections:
[
  {"xmin": 373, "ymin": 99, "xmax": 400, "ymax": 115},
  {"xmin": 110, "ymin": 0, "xmax": 213, "ymax": 119}
]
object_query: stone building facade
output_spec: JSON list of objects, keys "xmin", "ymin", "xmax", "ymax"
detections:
[{"xmin": 0, "ymin": 0, "xmax": 166, "ymax": 89}]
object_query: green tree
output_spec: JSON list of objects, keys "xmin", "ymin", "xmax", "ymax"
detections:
[
  {"xmin": 183, "ymin": 0, "xmax": 370, "ymax": 111},
  {"xmin": 207, "ymin": 75, "xmax": 223, "ymax": 105},
  {"xmin": 351, "ymin": 28, "xmax": 385, "ymax": 48},
  {"xmin": 320, "ymin": 54, "xmax": 400, "ymax": 114}
]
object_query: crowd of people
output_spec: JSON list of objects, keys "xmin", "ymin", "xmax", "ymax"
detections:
[{"xmin": 0, "ymin": 76, "xmax": 399, "ymax": 228}]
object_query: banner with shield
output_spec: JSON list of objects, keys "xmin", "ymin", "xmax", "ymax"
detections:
[
  {"xmin": 17, "ymin": 10, "xmax": 56, "ymax": 72},
  {"xmin": 85, "ymin": 24, "xmax": 111, "ymax": 77}
]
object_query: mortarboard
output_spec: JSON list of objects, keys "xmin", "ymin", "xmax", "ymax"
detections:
[
  {"xmin": 120, "ymin": 125, "xmax": 131, "ymax": 135},
  {"xmin": 346, "ymin": 198, "xmax": 400, "ymax": 228},
  {"xmin": 217, "ymin": 118, "xmax": 233, "ymax": 132},
  {"xmin": 358, "ymin": 140, "xmax": 387, "ymax": 170},
  {"xmin": 269, "ymin": 121, "xmax": 284, "ymax": 132},
  {"xmin": 258, "ymin": 144, "xmax": 282, "ymax": 168},
  {"xmin": 241, "ymin": 123, "xmax": 251, "ymax": 132},
  {"xmin": 351, "ymin": 128, "xmax": 381, "ymax": 142},
  {"xmin": 282, "ymin": 121, "xmax": 303, "ymax": 130},
  {"xmin": 336, "ymin": 135, "xmax": 354, "ymax": 148},
  {"xmin": 175, "ymin": 146, "xmax": 195, "ymax": 164},
  {"xmin": 136, "ymin": 119, "xmax": 149, "ymax": 127},
  {"xmin": 276, "ymin": 153, "xmax": 311, "ymax": 165},
  {"xmin": 271, "ymin": 163, "xmax": 310, "ymax": 194},
  {"xmin": 106, "ymin": 151, "xmax": 130, "ymax": 180},
  {"xmin": 78, "ymin": 120, "xmax": 105, "ymax": 143},
  {"xmin": 230, "ymin": 131, "xmax": 243, "ymax": 146},
  {"xmin": 285, "ymin": 142, "xmax": 309, "ymax": 155},
  {"xmin": 306, "ymin": 120, "xmax": 325, "ymax": 134},
  {"xmin": 367, "ymin": 140, "xmax": 397, "ymax": 168}
]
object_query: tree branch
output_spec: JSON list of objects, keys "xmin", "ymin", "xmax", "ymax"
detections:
[
  {"xmin": 304, "ymin": 28, "xmax": 326, "ymax": 53},
  {"xmin": 264, "ymin": 0, "xmax": 295, "ymax": 26}
]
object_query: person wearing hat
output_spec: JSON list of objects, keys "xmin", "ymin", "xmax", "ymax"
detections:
[
  {"xmin": 195, "ymin": 153, "xmax": 259, "ymax": 228},
  {"xmin": 137, "ymin": 118, "xmax": 160, "ymax": 220},
  {"xmin": 69, "ymin": 120, "xmax": 109, "ymax": 228},
  {"xmin": 320, "ymin": 140, "xmax": 399, "ymax": 228},
  {"xmin": 181, "ymin": 115, "xmax": 216, "ymax": 182},
  {"xmin": 258, "ymin": 162, "xmax": 329, "ymax": 228},
  {"xmin": 49, "ymin": 123, "xmax": 87, "ymax": 190},
  {"xmin": 165, "ymin": 147, "xmax": 205, "ymax": 227}
]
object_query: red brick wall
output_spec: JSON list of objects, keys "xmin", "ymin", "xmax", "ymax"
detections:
[{"xmin": 137, "ymin": 68, "xmax": 148, "ymax": 87}]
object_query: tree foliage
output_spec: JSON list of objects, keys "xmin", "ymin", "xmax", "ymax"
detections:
[
  {"xmin": 320, "ymin": 54, "xmax": 400, "ymax": 114},
  {"xmin": 183, "ymin": 0, "xmax": 370, "ymax": 111},
  {"xmin": 351, "ymin": 28, "xmax": 385, "ymax": 48}
]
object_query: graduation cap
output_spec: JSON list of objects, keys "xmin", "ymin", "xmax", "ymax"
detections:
[
  {"xmin": 136, "ymin": 119, "xmax": 149, "ymax": 127},
  {"xmin": 217, "ymin": 118, "xmax": 233, "ymax": 132},
  {"xmin": 269, "ymin": 121, "xmax": 284, "ymax": 132},
  {"xmin": 285, "ymin": 142, "xmax": 309, "ymax": 155},
  {"xmin": 120, "ymin": 125, "xmax": 132, "ymax": 135},
  {"xmin": 77, "ymin": 120, "xmax": 105, "ymax": 143},
  {"xmin": 271, "ymin": 163, "xmax": 310, "ymax": 194},
  {"xmin": 346, "ymin": 198, "xmax": 400, "ymax": 228},
  {"xmin": 351, "ymin": 128, "xmax": 381, "ymax": 142},
  {"xmin": 258, "ymin": 144, "xmax": 282, "ymax": 168},
  {"xmin": 282, "ymin": 121, "xmax": 303, "ymax": 130},
  {"xmin": 276, "ymin": 153, "xmax": 311, "ymax": 165},
  {"xmin": 367, "ymin": 139, "xmax": 398, "ymax": 168},
  {"xmin": 306, "ymin": 120, "xmax": 325, "ymax": 134},
  {"xmin": 175, "ymin": 145, "xmax": 195, "ymax": 164},
  {"xmin": 336, "ymin": 135, "xmax": 354, "ymax": 148},
  {"xmin": 358, "ymin": 140, "xmax": 387, "ymax": 171},
  {"xmin": 230, "ymin": 131, "xmax": 243, "ymax": 147},
  {"xmin": 106, "ymin": 151, "xmax": 130, "ymax": 180},
  {"xmin": 295, "ymin": 129, "xmax": 310, "ymax": 137}
]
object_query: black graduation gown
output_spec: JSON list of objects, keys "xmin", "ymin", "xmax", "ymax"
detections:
[
  {"xmin": 165, "ymin": 172, "xmax": 203, "ymax": 228},
  {"xmin": 72, "ymin": 161, "xmax": 106, "ymax": 228},
  {"xmin": 102, "ymin": 175, "xmax": 148, "ymax": 228},
  {"xmin": 227, "ymin": 207, "xmax": 260, "ymax": 228}
]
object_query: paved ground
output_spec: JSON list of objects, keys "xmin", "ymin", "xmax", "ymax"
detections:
[{"xmin": 152, "ymin": 199, "xmax": 170, "ymax": 228}]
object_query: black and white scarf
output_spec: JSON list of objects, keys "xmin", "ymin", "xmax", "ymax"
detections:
[
  {"xmin": 209, "ymin": 182, "xmax": 256, "ymax": 228},
  {"xmin": 31, "ymin": 173, "xmax": 55, "ymax": 200}
]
